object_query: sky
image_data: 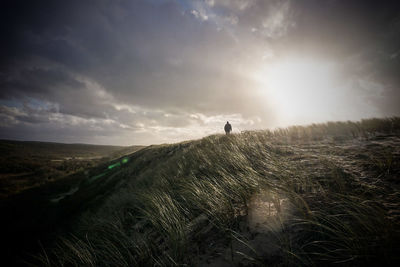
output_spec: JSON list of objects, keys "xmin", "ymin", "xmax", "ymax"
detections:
[{"xmin": 0, "ymin": 0, "xmax": 399, "ymax": 145}]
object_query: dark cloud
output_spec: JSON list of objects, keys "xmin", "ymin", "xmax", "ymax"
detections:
[
  {"xmin": 0, "ymin": 0, "xmax": 399, "ymax": 144},
  {"xmin": 0, "ymin": 68, "xmax": 85, "ymax": 98},
  {"xmin": 1, "ymin": 0, "xmax": 249, "ymax": 112},
  {"xmin": 284, "ymin": 1, "xmax": 400, "ymax": 88}
]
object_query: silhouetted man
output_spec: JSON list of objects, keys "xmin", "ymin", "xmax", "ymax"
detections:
[{"xmin": 224, "ymin": 121, "xmax": 232, "ymax": 135}]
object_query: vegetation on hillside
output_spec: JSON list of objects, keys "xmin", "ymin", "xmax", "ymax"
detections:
[
  {"xmin": 0, "ymin": 140, "xmax": 144, "ymax": 197},
  {"xmin": 32, "ymin": 117, "xmax": 400, "ymax": 266}
]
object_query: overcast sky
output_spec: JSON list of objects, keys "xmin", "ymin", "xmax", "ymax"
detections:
[{"xmin": 1, "ymin": 0, "xmax": 399, "ymax": 145}]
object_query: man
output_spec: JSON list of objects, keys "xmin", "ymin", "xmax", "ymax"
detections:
[{"xmin": 224, "ymin": 121, "xmax": 232, "ymax": 135}]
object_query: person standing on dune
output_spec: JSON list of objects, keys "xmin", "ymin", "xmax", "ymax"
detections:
[{"xmin": 224, "ymin": 121, "xmax": 232, "ymax": 135}]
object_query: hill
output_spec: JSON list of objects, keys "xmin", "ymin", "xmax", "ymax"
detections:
[
  {"xmin": 0, "ymin": 140, "xmax": 145, "ymax": 197},
  {"xmin": 2, "ymin": 118, "xmax": 400, "ymax": 266}
]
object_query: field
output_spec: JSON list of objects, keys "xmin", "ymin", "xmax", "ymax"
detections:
[
  {"xmin": 0, "ymin": 140, "xmax": 144, "ymax": 197},
  {"xmin": 1, "ymin": 118, "xmax": 400, "ymax": 266}
]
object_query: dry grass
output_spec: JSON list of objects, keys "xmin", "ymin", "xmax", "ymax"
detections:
[{"xmin": 36, "ymin": 117, "xmax": 400, "ymax": 266}]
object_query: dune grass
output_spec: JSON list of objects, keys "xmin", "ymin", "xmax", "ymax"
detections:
[{"xmin": 37, "ymin": 117, "xmax": 400, "ymax": 266}]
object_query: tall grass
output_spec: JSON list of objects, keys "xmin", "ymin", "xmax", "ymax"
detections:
[
  {"xmin": 271, "ymin": 117, "xmax": 400, "ymax": 141},
  {"xmin": 38, "ymin": 118, "xmax": 400, "ymax": 266}
]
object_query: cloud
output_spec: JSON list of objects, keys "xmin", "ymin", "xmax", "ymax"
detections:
[
  {"xmin": 0, "ymin": 0, "xmax": 399, "ymax": 144},
  {"xmin": 206, "ymin": 0, "xmax": 256, "ymax": 11},
  {"xmin": 0, "ymin": 100, "xmax": 262, "ymax": 145}
]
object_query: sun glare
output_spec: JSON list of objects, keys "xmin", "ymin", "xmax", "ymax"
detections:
[{"xmin": 260, "ymin": 57, "xmax": 340, "ymax": 126}]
